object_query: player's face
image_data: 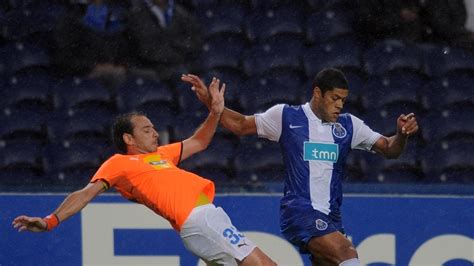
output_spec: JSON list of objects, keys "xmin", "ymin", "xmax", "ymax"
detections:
[
  {"xmin": 130, "ymin": 115, "xmax": 159, "ymax": 153},
  {"xmin": 317, "ymin": 88, "xmax": 348, "ymax": 123}
]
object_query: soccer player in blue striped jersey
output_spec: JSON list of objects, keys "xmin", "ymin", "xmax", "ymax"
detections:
[{"xmin": 182, "ymin": 68, "xmax": 419, "ymax": 266}]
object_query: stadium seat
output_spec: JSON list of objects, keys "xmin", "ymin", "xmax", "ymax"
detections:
[
  {"xmin": 303, "ymin": 38, "xmax": 363, "ymax": 79},
  {"xmin": 244, "ymin": 5, "xmax": 305, "ymax": 42},
  {"xmin": 306, "ymin": 8, "xmax": 354, "ymax": 44},
  {"xmin": 47, "ymin": 143, "xmax": 104, "ymax": 186},
  {"xmin": 360, "ymin": 72, "xmax": 424, "ymax": 110},
  {"xmin": 420, "ymin": 72, "xmax": 474, "ymax": 111},
  {"xmin": 0, "ymin": 142, "xmax": 45, "ymax": 185},
  {"xmin": 234, "ymin": 137, "xmax": 284, "ymax": 182},
  {"xmin": 422, "ymin": 140, "xmax": 474, "ymax": 183},
  {"xmin": 54, "ymin": 77, "xmax": 115, "ymax": 116},
  {"xmin": 421, "ymin": 43, "xmax": 474, "ymax": 77},
  {"xmin": 117, "ymin": 77, "xmax": 175, "ymax": 111},
  {"xmin": 363, "ymin": 39, "xmax": 424, "ymax": 76},
  {"xmin": 49, "ymin": 112, "xmax": 111, "ymax": 147},
  {"xmin": 242, "ymin": 37, "xmax": 305, "ymax": 76},
  {"xmin": 420, "ymin": 106, "xmax": 474, "ymax": 142},
  {"xmin": 239, "ymin": 75, "xmax": 302, "ymax": 113},
  {"xmin": 3, "ymin": 72, "xmax": 56, "ymax": 114},
  {"xmin": 0, "ymin": 41, "xmax": 50, "ymax": 74},
  {"xmin": 343, "ymin": 151, "xmax": 369, "ymax": 182},
  {"xmin": 366, "ymin": 141, "xmax": 422, "ymax": 183},
  {"xmin": 0, "ymin": 111, "xmax": 48, "ymax": 143},
  {"xmin": 195, "ymin": 2, "xmax": 247, "ymax": 38},
  {"xmin": 200, "ymin": 34, "xmax": 248, "ymax": 71},
  {"xmin": 172, "ymin": 113, "xmax": 236, "ymax": 142}
]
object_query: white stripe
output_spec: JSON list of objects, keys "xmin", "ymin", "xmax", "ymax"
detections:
[{"xmin": 308, "ymin": 118, "xmax": 334, "ymax": 214}]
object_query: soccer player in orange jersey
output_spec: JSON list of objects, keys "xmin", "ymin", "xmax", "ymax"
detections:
[{"xmin": 12, "ymin": 78, "xmax": 276, "ymax": 266}]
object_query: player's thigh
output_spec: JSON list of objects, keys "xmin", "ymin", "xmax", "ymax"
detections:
[{"xmin": 306, "ymin": 231, "xmax": 357, "ymax": 264}]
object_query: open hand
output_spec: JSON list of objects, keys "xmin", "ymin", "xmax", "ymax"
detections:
[
  {"xmin": 208, "ymin": 77, "xmax": 225, "ymax": 115},
  {"xmin": 397, "ymin": 113, "xmax": 418, "ymax": 137},
  {"xmin": 181, "ymin": 74, "xmax": 212, "ymax": 109},
  {"xmin": 12, "ymin": 215, "xmax": 47, "ymax": 232}
]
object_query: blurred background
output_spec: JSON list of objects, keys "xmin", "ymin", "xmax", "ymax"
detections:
[{"xmin": 0, "ymin": 0, "xmax": 473, "ymax": 193}]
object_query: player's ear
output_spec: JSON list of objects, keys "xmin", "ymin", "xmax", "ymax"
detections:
[
  {"xmin": 123, "ymin": 133, "xmax": 134, "ymax": 146},
  {"xmin": 313, "ymin": 87, "xmax": 322, "ymax": 99}
]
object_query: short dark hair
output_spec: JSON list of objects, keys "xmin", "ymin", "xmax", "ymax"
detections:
[
  {"xmin": 112, "ymin": 111, "xmax": 146, "ymax": 154},
  {"xmin": 312, "ymin": 68, "xmax": 349, "ymax": 95}
]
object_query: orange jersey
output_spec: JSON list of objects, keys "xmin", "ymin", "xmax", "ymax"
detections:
[{"xmin": 90, "ymin": 142, "xmax": 215, "ymax": 231}]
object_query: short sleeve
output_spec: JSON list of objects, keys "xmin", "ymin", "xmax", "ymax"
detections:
[
  {"xmin": 350, "ymin": 114, "xmax": 383, "ymax": 151},
  {"xmin": 157, "ymin": 142, "xmax": 183, "ymax": 165},
  {"xmin": 90, "ymin": 156, "xmax": 125, "ymax": 188},
  {"xmin": 255, "ymin": 104, "xmax": 285, "ymax": 142}
]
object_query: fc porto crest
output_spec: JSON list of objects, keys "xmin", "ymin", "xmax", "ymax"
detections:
[
  {"xmin": 332, "ymin": 123, "xmax": 347, "ymax": 138},
  {"xmin": 315, "ymin": 219, "xmax": 328, "ymax": 231}
]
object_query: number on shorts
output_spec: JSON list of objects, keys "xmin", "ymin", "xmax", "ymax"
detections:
[{"xmin": 223, "ymin": 227, "xmax": 241, "ymax": 245}]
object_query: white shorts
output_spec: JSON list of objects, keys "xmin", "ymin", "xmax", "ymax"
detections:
[{"xmin": 180, "ymin": 204, "xmax": 256, "ymax": 265}]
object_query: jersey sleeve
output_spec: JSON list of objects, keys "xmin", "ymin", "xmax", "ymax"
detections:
[
  {"xmin": 350, "ymin": 114, "xmax": 383, "ymax": 151},
  {"xmin": 254, "ymin": 104, "xmax": 285, "ymax": 142},
  {"xmin": 157, "ymin": 142, "xmax": 183, "ymax": 165},
  {"xmin": 90, "ymin": 156, "xmax": 125, "ymax": 189}
]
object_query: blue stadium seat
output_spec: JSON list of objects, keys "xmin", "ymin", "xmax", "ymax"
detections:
[
  {"xmin": 117, "ymin": 77, "xmax": 175, "ymax": 111},
  {"xmin": 365, "ymin": 141, "xmax": 422, "ymax": 183},
  {"xmin": 303, "ymin": 38, "xmax": 363, "ymax": 79},
  {"xmin": 306, "ymin": 9, "xmax": 354, "ymax": 44},
  {"xmin": 242, "ymin": 37, "xmax": 304, "ymax": 76},
  {"xmin": 420, "ymin": 106, "xmax": 474, "ymax": 142},
  {"xmin": 200, "ymin": 34, "xmax": 248, "ymax": 71},
  {"xmin": 49, "ymin": 112, "xmax": 111, "ymax": 146},
  {"xmin": 47, "ymin": 143, "xmax": 104, "ymax": 186},
  {"xmin": 195, "ymin": 3, "xmax": 247, "ymax": 38},
  {"xmin": 421, "ymin": 43, "xmax": 474, "ymax": 77},
  {"xmin": 234, "ymin": 137, "xmax": 284, "ymax": 182},
  {"xmin": 0, "ymin": 111, "xmax": 48, "ymax": 143},
  {"xmin": 239, "ymin": 75, "xmax": 303, "ymax": 113},
  {"xmin": 3, "ymin": 72, "xmax": 56, "ymax": 114},
  {"xmin": 0, "ymin": 41, "xmax": 50, "ymax": 74},
  {"xmin": 0, "ymin": 142, "xmax": 45, "ymax": 185},
  {"xmin": 360, "ymin": 72, "xmax": 425, "ymax": 110},
  {"xmin": 422, "ymin": 140, "xmax": 474, "ymax": 183},
  {"xmin": 54, "ymin": 77, "xmax": 115, "ymax": 116},
  {"xmin": 245, "ymin": 5, "xmax": 305, "ymax": 42},
  {"xmin": 172, "ymin": 113, "xmax": 236, "ymax": 142},
  {"xmin": 363, "ymin": 39, "xmax": 424, "ymax": 76},
  {"xmin": 420, "ymin": 72, "xmax": 474, "ymax": 111}
]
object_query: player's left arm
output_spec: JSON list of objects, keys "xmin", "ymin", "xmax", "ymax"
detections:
[
  {"xmin": 12, "ymin": 181, "xmax": 106, "ymax": 232},
  {"xmin": 181, "ymin": 77, "xmax": 225, "ymax": 160},
  {"xmin": 371, "ymin": 113, "xmax": 419, "ymax": 159}
]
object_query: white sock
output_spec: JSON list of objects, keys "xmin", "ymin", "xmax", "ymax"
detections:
[{"xmin": 339, "ymin": 258, "xmax": 360, "ymax": 266}]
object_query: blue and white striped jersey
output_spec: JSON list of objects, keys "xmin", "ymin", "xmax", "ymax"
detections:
[{"xmin": 255, "ymin": 103, "xmax": 382, "ymax": 218}]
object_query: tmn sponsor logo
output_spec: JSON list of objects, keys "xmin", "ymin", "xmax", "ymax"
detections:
[{"xmin": 304, "ymin": 142, "xmax": 339, "ymax": 162}]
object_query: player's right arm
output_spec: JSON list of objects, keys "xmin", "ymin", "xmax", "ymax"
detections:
[
  {"xmin": 181, "ymin": 74, "xmax": 257, "ymax": 136},
  {"xmin": 12, "ymin": 181, "xmax": 106, "ymax": 232}
]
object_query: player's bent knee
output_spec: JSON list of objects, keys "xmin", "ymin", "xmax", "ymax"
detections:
[{"xmin": 337, "ymin": 242, "xmax": 358, "ymax": 262}]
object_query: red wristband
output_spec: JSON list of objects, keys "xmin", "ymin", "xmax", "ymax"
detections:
[{"xmin": 43, "ymin": 213, "xmax": 60, "ymax": 231}]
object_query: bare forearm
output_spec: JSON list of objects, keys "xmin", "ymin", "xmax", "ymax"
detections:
[
  {"xmin": 220, "ymin": 108, "xmax": 255, "ymax": 136},
  {"xmin": 381, "ymin": 134, "xmax": 408, "ymax": 159},
  {"xmin": 53, "ymin": 189, "xmax": 93, "ymax": 222},
  {"xmin": 191, "ymin": 112, "xmax": 221, "ymax": 151}
]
